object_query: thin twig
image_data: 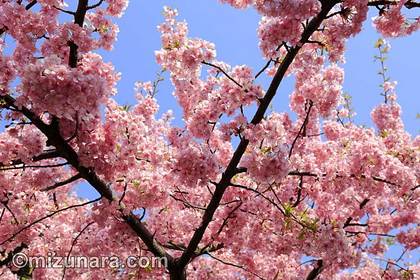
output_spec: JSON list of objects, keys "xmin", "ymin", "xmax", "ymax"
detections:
[
  {"xmin": 41, "ymin": 174, "xmax": 82, "ymax": 192},
  {"xmin": 0, "ymin": 197, "xmax": 101, "ymax": 246},
  {"xmin": 53, "ymin": 5, "xmax": 76, "ymax": 15},
  {"xmin": 87, "ymin": 0, "xmax": 105, "ymax": 9},
  {"xmin": 289, "ymin": 100, "xmax": 314, "ymax": 158},
  {"xmin": 202, "ymin": 61, "xmax": 243, "ymax": 88},
  {"xmin": 62, "ymin": 222, "xmax": 94, "ymax": 280},
  {"xmin": 207, "ymin": 253, "xmax": 266, "ymax": 280}
]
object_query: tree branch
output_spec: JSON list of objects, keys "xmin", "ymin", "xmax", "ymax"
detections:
[
  {"xmin": 207, "ymin": 253, "xmax": 266, "ymax": 280},
  {"xmin": 0, "ymin": 243, "xmax": 28, "ymax": 267},
  {"xmin": 0, "ymin": 1, "xmax": 38, "ymax": 36},
  {"xmin": 122, "ymin": 212, "xmax": 175, "ymax": 265},
  {"xmin": 306, "ymin": 259, "xmax": 323, "ymax": 280},
  {"xmin": 87, "ymin": 0, "xmax": 105, "ymax": 10},
  {"xmin": 0, "ymin": 197, "xmax": 101, "ymax": 246},
  {"xmin": 367, "ymin": 0, "xmax": 420, "ymax": 9},
  {"xmin": 61, "ymin": 222, "xmax": 94, "ymax": 280},
  {"xmin": 68, "ymin": 0, "xmax": 89, "ymax": 68},
  {"xmin": 2, "ymin": 95, "xmax": 115, "ymax": 200},
  {"xmin": 202, "ymin": 61, "xmax": 243, "ymax": 88},
  {"xmin": 0, "ymin": 0, "xmax": 176, "ymax": 275},
  {"xmin": 41, "ymin": 173, "xmax": 82, "ymax": 192},
  {"xmin": 288, "ymin": 100, "xmax": 313, "ymax": 158},
  {"xmin": 175, "ymin": 0, "xmax": 340, "ymax": 272}
]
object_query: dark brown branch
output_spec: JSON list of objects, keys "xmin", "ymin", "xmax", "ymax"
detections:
[
  {"xmin": 41, "ymin": 173, "xmax": 82, "ymax": 192},
  {"xmin": 207, "ymin": 253, "xmax": 266, "ymax": 280},
  {"xmin": 25, "ymin": 0, "xmax": 38, "ymax": 10},
  {"xmin": 163, "ymin": 241, "xmax": 187, "ymax": 252},
  {"xmin": 202, "ymin": 61, "xmax": 243, "ymax": 88},
  {"xmin": 176, "ymin": 1, "xmax": 340, "ymax": 272},
  {"xmin": 118, "ymin": 181, "xmax": 128, "ymax": 206},
  {"xmin": 326, "ymin": 10, "xmax": 345, "ymax": 19},
  {"xmin": 345, "ymin": 231, "xmax": 395, "ymax": 238},
  {"xmin": 0, "ymin": 197, "xmax": 101, "ymax": 246},
  {"xmin": 343, "ymin": 198, "xmax": 370, "ymax": 228},
  {"xmin": 292, "ymin": 176, "xmax": 304, "ymax": 207},
  {"xmin": 255, "ymin": 43, "xmax": 285, "ymax": 79},
  {"xmin": 288, "ymin": 170, "xmax": 400, "ymax": 187},
  {"xmin": 169, "ymin": 194, "xmax": 207, "ymax": 211},
  {"xmin": 1, "ymin": 97, "xmax": 174, "ymax": 273},
  {"xmin": 0, "ymin": 1, "xmax": 38, "ymax": 36},
  {"xmin": 306, "ymin": 40, "xmax": 325, "ymax": 47},
  {"xmin": 196, "ymin": 243, "xmax": 224, "ymax": 257},
  {"xmin": 32, "ymin": 150, "xmax": 61, "ymax": 162},
  {"xmin": 62, "ymin": 222, "xmax": 94, "ymax": 280},
  {"xmin": 215, "ymin": 200, "xmax": 242, "ymax": 237},
  {"xmin": 306, "ymin": 259, "xmax": 323, "ymax": 280},
  {"xmin": 87, "ymin": 0, "xmax": 105, "ymax": 10},
  {"xmin": 288, "ymin": 100, "xmax": 313, "ymax": 158},
  {"xmin": 359, "ymin": 198, "xmax": 370, "ymax": 209},
  {"xmin": 2, "ymin": 94, "xmax": 114, "ymax": 200},
  {"xmin": 54, "ymin": 5, "xmax": 76, "ymax": 15},
  {"xmin": 170, "ymin": 186, "xmax": 207, "ymax": 211},
  {"xmin": 0, "ymin": 200, "xmax": 19, "ymax": 225},
  {"xmin": 68, "ymin": 0, "xmax": 89, "ymax": 68},
  {"xmin": 231, "ymin": 183, "xmax": 311, "ymax": 229},
  {"xmin": 0, "ymin": 208, "xmax": 5, "ymax": 222},
  {"xmin": 0, "ymin": 162, "xmax": 68, "ymax": 171},
  {"xmin": 122, "ymin": 212, "xmax": 175, "ymax": 266},
  {"xmin": 345, "ymin": 222, "xmax": 368, "ymax": 227},
  {"xmin": 0, "ymin": 0, "xmax": 175, "ymax": 274},
  {"xmin": 255, "ymin": 59, "xmax": 274, "ymax": 79}
]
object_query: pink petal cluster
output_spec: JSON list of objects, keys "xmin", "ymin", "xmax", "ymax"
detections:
[
  {"xmin": 373, "ymin": 0, "xmax": 420, "ymax": 37},
  {"xmin": 219, "ymin": 0, "xmax": 253, "ymax": 9},
  {"xmin": 291, "ymin": 64, "xmax": 344, "ymax": 117},
  {"xmin": 371, "ymin": 103, "xmax": 404, "ymax": 132},
  {"xmin": 254, "ymin": 0, "xmax": 320, "ymax": 19},
  {"xmin": 19, "ymin": 53, "xmax": 119, "ymax": 128}
]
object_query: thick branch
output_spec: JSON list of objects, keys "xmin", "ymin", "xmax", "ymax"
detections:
[
  {"xmin": 176, "ymin": 0, "xmax": 339, "ymax": 271},
  {"xmin": 2, "ymin": 95, "xmax": 114, "ymax": 200},
  {"xmin": 123, "ymin": 213, "xmax": 175, "ymax": 265},
  {"xmin": 2, "ymin": 94, "xmax": 173, "ymax": 268},
  {"xmin": 26, "ymin": 0, "xmax": 38, "ymax": 10},
  {"xmin": 68, "ymin": 0, "xmax": 89, "ymax": 68},
  {"xmin": 0, "ymin": 0, "xmax": 175, "ymax": 274},
  {"xmin": 306, "ymin": 260, "xmax": 323, "ymax": 280}
]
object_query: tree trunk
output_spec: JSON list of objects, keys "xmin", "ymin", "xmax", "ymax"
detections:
[{"xmin": 169, "ymin": 267, "xmax": 187, "ymax": 280}]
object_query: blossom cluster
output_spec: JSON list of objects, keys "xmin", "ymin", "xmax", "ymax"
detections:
[{"xmin": 0, "ymin": 0, "xmax": 418, "ymax": 279}]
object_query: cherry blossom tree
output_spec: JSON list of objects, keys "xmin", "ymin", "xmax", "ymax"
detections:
[{"xmin": 0, "ymin": 0, "xmax": 419, "ymax": 279}]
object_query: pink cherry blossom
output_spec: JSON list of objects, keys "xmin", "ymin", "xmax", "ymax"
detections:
[{"xmin": 0, "ymin": 1, "xmax": 418, "ymax": 279}]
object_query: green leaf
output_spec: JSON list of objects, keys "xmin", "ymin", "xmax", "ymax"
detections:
[
  {"xmin": 384, "ymin": 237, "xmax": 395, "ymax": 246},
  {"xmin": 374, "ymin": 38, "xmax": 384, "ymax": 48}
]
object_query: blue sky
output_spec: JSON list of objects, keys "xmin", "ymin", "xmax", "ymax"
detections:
[{"xmin": 100, "ymin": 0, "xmax": 419, "ymax": 135}]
